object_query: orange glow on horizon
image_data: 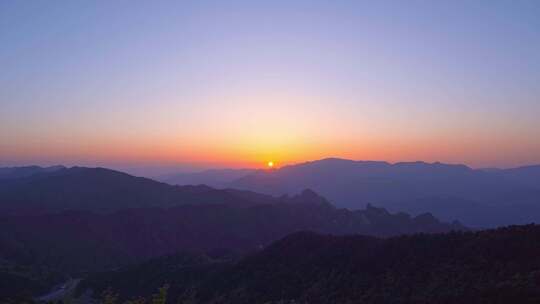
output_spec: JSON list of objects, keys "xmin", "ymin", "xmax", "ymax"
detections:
[{"xmin": 4, "ymin": 126, "xmax": 540, "ymax": 169}]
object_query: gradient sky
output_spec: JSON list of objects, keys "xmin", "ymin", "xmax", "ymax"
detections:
[{"xmin": 1, "ymin": 0, "xmax": 540, "ymax": 171}]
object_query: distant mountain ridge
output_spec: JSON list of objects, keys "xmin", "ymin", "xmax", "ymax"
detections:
[
  {"xmin": 0, "ymin": 166, "xmax": 279, "ymax": 215},
  {"xmin": 159, "ymin": 158, "xmax": 540, "ymax": 227},
  {"xmin": 5, "ymin": 161, "xmax": 540, "ymax": 226},
  {"xmin": 494, "ymin": 164, "xmax": 540, "ymax": 188},
  {"xmin": 159, "ymin": 168, "xmax": 259, "ymax": 188},
  {"xmin": 0, "ymin": 165, "xmax": 65, "ymax": 180}
]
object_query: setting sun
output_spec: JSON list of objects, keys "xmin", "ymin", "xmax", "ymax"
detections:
[{"xmin": 267, "ymin": 161, "xmax": 274, "ymax": 168}]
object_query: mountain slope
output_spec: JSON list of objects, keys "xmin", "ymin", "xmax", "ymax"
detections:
[
  {"xmin": 74, "ymin": 225, "xmax": 540, "ymax": 304},
  {"xmin": 0, "ymin": 166, "xmax": 278, "ymax": 214},
  {"xmin": 192, "ymin": 225, "xmax": 540, "ymax": 304},
  {"xmin": 229, "ymin": 158, "xmax": 540, "ymax": 227},
  {"xmin": 0, "ymin": 190, "xmax": 464, "ymax": 275},
  {"xmin": 496, "ymin": 165, "xmax": 540, "ymax": 188}
]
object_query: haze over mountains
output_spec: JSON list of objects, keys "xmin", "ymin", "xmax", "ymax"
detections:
[
  {"xmin": 1, "ymin": 162, "xmax": 539, "ymax": 302},
  {"xmin": 161, "ymin": 158, "xmax": 540, "ymax": 227},
  {"xmin": 160, "ymin": 168, "xmax": 258, "ymax": 189},
  {"xmin": 0, "ymin": 165, "xmax": 66, "ymax": 180},
  {"xmin": 0, "ymin": 164, "xmax": 465, "ymax": 301},
  {"xmin": 0, "ymin": 190, "xmax": 463, "ymax": 272}
]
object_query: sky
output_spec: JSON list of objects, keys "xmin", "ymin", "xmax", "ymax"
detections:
[{"xmin": 1, "ymin": 0, "xmax": 540, "ymax": 172}]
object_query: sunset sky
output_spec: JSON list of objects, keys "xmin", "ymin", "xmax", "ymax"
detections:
[{"xmin": 1, "ymin": 1, "xmax": 540, "ymax": 171}]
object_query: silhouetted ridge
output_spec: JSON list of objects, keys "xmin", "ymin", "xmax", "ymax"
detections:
[
  {"xmin": 0, "ymin": 165, "xmax": 65, "ymax": 180},
  {"xmin": 228, "ymin": 158, "xmax": 540, "ymax": 227},
  {"xmin": 0, "ymin": 193, "xmax": 464, "ymax": 276},
  {"xmin": 365, "ymin": 203, "xmax": 390, "ymax": 215},
  {"xmin": 74, "ymin": 225, "xmax": 540, "ymax": 304},
  {"xmin": 0, "ymin": 166, "xmax": 282, "ymax": 214},
  {"xmin": 288, "ymin": 189, "xmax": 333, "ymax": 207},
  {"xmin": 159, "ymin": 168, "xmax": 259, "ymax": 188}
]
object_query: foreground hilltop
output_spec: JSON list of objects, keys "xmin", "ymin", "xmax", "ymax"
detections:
[{"xmin": 77, "ymin": 224, "xmax": 540, "ymax": 304}]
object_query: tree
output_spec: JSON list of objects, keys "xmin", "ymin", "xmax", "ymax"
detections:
[
  {"xmin": 102, "ymin": 288, "xmax": 119, "ymax": 304},
  {"xmin": 151, "ymin": 285, "xmax": 169, "ymax": 304}
]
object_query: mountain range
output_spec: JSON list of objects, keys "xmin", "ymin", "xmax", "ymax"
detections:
[
  {"xmin": 1, "ymin": 163, "xmax": 539, "ymax": 303},
  {"xmin": 0, "ymin": 165, "xmax": 465, "ymax": 300},
  {"xmin": 0, "ymin": 188, "xmax": 463, "ymax": 273},
  {"xmin": 0, "ymin": 165, "xmax": 66, "ymax": 180},
  {"xmin": 160, "ymin": 158, "xmax": 540, "ymax": 227},
  {"xmin": 0, "ymin": 166, "xmax": 279, "ymax": 215}
]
